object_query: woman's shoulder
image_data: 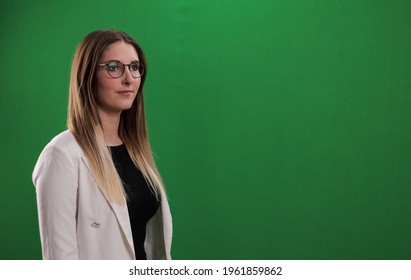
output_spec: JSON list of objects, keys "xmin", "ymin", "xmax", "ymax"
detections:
[
  {"xmin": 33, "ymin": 130, "xmax": 84, "ymax": 182},
  {"xmin": 48, "ymin": 130, "xmax": 76, "ymax": 145},
  {"xmin": 42, "ymin": 130, "xmax": 82, "ymax": 156}
]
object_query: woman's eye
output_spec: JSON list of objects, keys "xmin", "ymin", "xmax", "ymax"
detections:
[
  {"xmin": 130, "ymin": 63, "xmax": 139, "ymax": 71},
  {"xmin": 107, "ymin": 62, "xmax": 119, "ymax": 71}
]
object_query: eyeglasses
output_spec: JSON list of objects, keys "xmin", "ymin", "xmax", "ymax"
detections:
[{"xmin": 98, "ymin": 60, "xmax": 144, "ymax": 78}]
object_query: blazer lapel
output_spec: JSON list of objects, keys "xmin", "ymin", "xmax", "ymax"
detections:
[
  {"xmin": 80, "ymin": 156, "xmax": 135, "ymax": 255},
  {"xmin": 107, "ymin": 201, "xmax": 135, "ymax": 253}
]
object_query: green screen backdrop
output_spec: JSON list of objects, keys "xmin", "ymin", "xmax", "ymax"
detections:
[{"xmin": 1, "ymin": 0, "xmax": 410, "ymax": 259}]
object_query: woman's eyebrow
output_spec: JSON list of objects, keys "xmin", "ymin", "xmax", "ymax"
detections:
[{"xmin": 103, "ymin": 59, "xmax": 140, "ymax": 63}]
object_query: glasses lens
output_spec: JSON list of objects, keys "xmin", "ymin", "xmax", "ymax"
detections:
[
  {"xmin": 130, "ymin": 62, "xmax": 144, "ymax": 78},
  {"xmin": 106, "ymin": 61, "xmax": 124, "ymax": 78}
]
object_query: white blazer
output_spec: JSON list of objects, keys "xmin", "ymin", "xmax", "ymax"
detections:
[{"xmin": 32, "ymin": 130, "xmax": 172, "ymax": 260}]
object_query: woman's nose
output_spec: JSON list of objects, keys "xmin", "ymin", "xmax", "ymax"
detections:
[{"xmin": 122, "ymin": 67, "xmax": 133, "ymax": 84}]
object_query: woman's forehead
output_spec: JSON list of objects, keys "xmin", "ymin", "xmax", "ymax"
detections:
[{"xmin": 101, "ymin": 41, "xmax": 139, "ymax": 61}]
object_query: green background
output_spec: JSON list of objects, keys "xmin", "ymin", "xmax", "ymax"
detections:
[{"xmin": 1, "ymin": 0, "xmax": 410, "ymax": 259}]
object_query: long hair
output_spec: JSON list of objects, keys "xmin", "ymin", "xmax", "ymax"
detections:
[{"xmin": 67, "ymin": 30, "xmax": 164, "ymax": 204}]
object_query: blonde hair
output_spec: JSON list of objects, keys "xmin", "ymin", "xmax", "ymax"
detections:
[{"xmin": 67, "ymin": 30, "xmax": 164, "ymax": 204}]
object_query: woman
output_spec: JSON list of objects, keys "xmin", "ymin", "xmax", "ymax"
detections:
[{"xmin": 32, "ymin": 30, "xmax": 172, "ymax": 260}]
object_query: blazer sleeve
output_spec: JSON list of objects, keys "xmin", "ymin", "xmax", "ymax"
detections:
[{"xmin": 32, "ymin": 143, "xmax": 79, "ymax": 259}]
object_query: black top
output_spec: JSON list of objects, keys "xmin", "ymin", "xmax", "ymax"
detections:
[{"xmin": 110, "ymin": 144, "xmax": 159, "ymax": 260}]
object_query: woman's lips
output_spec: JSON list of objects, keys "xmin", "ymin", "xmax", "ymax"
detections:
[{"xmin": 117, "ymin": 90, "xmax": 133, "ymax": 96}]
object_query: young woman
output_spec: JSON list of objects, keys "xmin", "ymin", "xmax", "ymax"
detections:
[{"xmin": 32, "ymin": 30, "xmax": 172, "ymax": 260}]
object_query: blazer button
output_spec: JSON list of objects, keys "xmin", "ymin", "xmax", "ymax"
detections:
[{"xmin": 91, "ymin": 222, "xmax": 100, "ymax": 228}]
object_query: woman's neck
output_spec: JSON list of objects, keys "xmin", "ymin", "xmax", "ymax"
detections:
[{"xmin": 98, "ymin": 109, "xmax": 123, "ymax": 146}]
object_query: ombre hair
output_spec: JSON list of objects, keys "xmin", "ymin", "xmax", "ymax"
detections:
[{"xmin": 68, "ymin": 30, "xmax": 164, "ymax": 204}]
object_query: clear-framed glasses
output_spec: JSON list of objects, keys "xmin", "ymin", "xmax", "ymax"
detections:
[{"xmin": 98, "ymin": 60, "xmax": 144, "ymax": 78}]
